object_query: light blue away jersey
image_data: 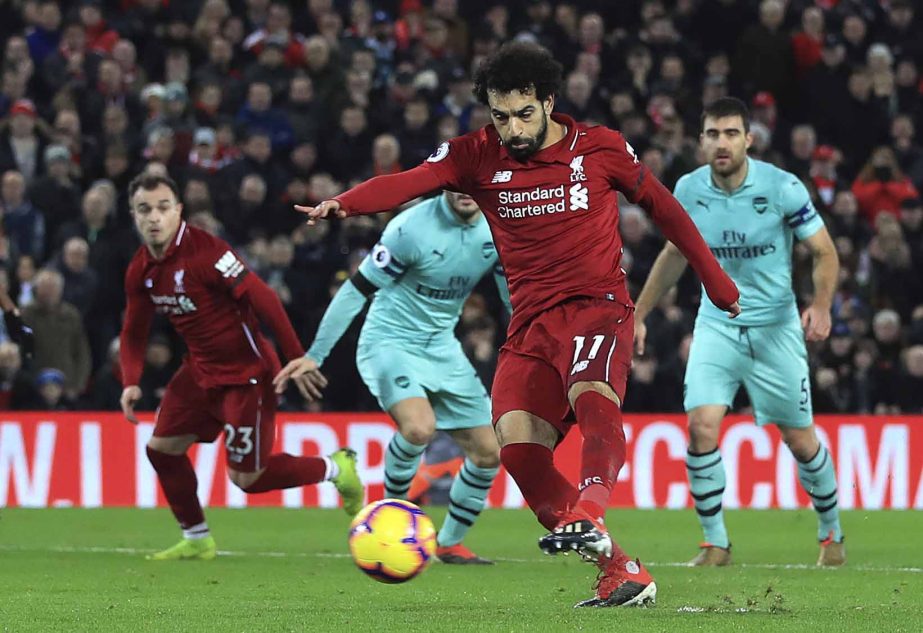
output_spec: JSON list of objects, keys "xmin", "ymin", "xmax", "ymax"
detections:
[
  {"xmin": 674, "ymin": 158, "xmax": 825, "ymax": 326},
  {"xmin": 358, "ymin": 195, "xmax": 506, "ymax": 346}
]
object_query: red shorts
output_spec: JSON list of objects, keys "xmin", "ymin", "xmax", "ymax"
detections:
[
  {"xmin": 491, "ymin": 297, "xmax": 633, "ymax": 435},
  {"xmin": 154, "ymin": 363, "xmax": 276, "ymax": 472}
]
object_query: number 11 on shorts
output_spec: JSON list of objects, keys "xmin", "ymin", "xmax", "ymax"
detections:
[{"xmin": 571, "ymin": 335, "xmax": 607, "ymax": 376}]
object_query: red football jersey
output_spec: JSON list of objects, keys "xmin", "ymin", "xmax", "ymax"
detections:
[
  {"xmin": 420, "ymin": 113, "xmax": 645, "ymax": 335},
  {"xmin": 334, "ymin": 113, "xmax": 737, "ymax": 336},
  {"xmin": 122, "ymin": 222, "xmax": 280, "ymax": 388}
]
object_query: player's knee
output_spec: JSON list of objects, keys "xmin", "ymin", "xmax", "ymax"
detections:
[
  {"xmin": 400, "ymin": 425, "xmax": 435, "ymax": 446},
  {"xmin": 781, "ymin": 428, "xmax": 819, "ymax": 462},
  {"xmin": 567, "ymin": 381, "xmax": 619, "ymax": 408},
  {"xmin": 469, "ymin": 447, "xmax": 501, "ymax": 469},
  {"xmin": 687, "ymin": 411, "xmax": 720, "ymax": 451},
  {"xmin": 147, "ymin": 435, "xmax": 193, "ymax": 455}
]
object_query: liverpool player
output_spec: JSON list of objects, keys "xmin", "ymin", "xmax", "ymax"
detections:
[
  {"xmin": 291, "ymin": 42, "xmax": 740, "ymax": 607},
  {"xmin": 120, "ymin": 173, "xmax": 363, "ymax": 561}
]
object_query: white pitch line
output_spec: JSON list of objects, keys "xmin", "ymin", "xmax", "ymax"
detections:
[{"xmin": 0, "ymin": 544, "xmax": 920, "ymax": 574}]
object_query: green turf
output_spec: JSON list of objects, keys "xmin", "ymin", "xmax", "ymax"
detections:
[{"xmin": 0, "ymin": 508, "xmax": 919, "ymax": 632}]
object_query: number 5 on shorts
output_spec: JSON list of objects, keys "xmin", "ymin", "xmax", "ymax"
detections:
[{"xmin": 571, "ymin": 335, "xmax": 611, "ymax": 376}]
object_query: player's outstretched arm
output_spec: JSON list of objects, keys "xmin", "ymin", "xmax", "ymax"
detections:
[
  {"xmin": 295, "ymin": 165, "xmax": 443, "ymax": 223},
  {"xmin": 633, "ymin": 242, "xmax": 688, "ymax": 356},
  {"xmin": 273, "ymin": 355, "xmax": 328, "ymax": 401},
  {"xmin": 293, "ymin": 199, "xmax": 347, "ymax": 226},
  {"xmin": 636, "ymin": 177, "xmax": 740, "ymax": 316},
  {"xmin": 800, "ymin": 226, "xmax": 839, "ymax": 342},
  {"xmin": 273, "ymin": 272, "xmax": 379, "ymax": 397}
]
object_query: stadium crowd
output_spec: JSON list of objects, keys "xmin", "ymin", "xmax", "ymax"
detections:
[{"xmin": 0, "ymin": 0, "xmax": 922, "ymax": 416}]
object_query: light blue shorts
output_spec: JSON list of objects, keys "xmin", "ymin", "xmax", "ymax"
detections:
[
  {"xmin": 684, "ymin": 316, "xmax": 812, "ymax": 428},
  {"xmin": 356, "ymin": 340, "xmax": 491, "ymax": 430}
]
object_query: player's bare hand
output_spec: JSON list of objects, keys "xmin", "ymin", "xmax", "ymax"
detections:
[
  {"xmin": 273, "ymin": 356, "xmax": 328, "ymax": 400},
  {"xmin": 726, "ymin": 301, "xmax": 741, "ymax": 319},
  {"xmin": 801, "ymin": 303, "xmax": 831, "ymax": 341},
  {"xmin": 634, "ymin": 319, "xmax": 648, "ymax": 356},
  {"xmin": 120, "ymin": 386, "xmax": 142, "ymax": 424},
  {"xmin": 294, "ymin": 200, "xmax": 346, "ymax": 226}
]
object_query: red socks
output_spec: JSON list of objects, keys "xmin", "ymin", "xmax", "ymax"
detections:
[
  {"xmin": 241, "ymin": 453, "xmax": 327, "ymax": 493},
  {"xmin": 146, "ymin": 447, "xmax": 205, "ymax": 529},
  {"xmin": 574, "ymin": 391, "xmax": 626, "ymax": 514},
  {"xmin": 500, "ymin": 443, "xmax": 579, "ymax": 530}
]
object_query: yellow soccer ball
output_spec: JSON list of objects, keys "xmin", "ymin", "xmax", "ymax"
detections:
[{"xmin": 347, "ymin": 499, "xmax": 437, "ymax": 583}]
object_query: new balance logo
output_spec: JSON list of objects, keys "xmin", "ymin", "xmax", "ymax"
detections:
[
  {"xmin": 491, "ymin": 170, "xmax": 513, "ymax": 184},
  {"xmin": 571, "ymin": 360, "xmax": 590, "ymax": 375},
  {"xmin": 569, "ymin": 183, "xmax": 589, "ymax": 211},
  {"xmin": 214, "ymin": 250, "xmax": 245, "ymax": 279}
]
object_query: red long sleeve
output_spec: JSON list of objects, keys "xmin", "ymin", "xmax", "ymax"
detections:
[
  {"xmin": 238, "ymin": 274, "xmax": 305, "ymax": 362},
  {"xmin": 119, "ymin": 289, "xmax": 154, "ymax": 387},
  {"xmin": 636, "ymin": 175, "xmax": 740, "ymax": 310},
  {"xmin": 334, "ymin": 165, "xmax": 442, "ymax": 215}
]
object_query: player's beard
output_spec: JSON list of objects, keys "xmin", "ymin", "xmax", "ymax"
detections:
[
  {"xmin": 711, "ymin": 150, "xmax": 746, "ymax": 178},
  {"xmin": 505, "ymin": 114, "xmax": 548, "ymax": 162}
]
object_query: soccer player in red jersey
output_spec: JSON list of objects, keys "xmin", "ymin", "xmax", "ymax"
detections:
[
  {"xmin": 286, "ymin": 43, "xmax": 740, "ymax": 607},
  {"xmin": 119, "ymin": 174, "xmax": 364, "ymax": 561}
]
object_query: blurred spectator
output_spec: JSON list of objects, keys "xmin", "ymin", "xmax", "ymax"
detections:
[
  {"xmin": 79, "ymin": 1, "xmax": 119, "ymax": 54},
  {"xmin": 87, "ymin": 337, "xmax": 121, "ymax": 410},
  {"xmin": 138, "ymin": 334, "xmax": 175, "ymax": 410},
  {"xmin": 0, "ymin": 99, "xmax": 47, "ymax": 183},
  {"xmin": 733, "ymin": 0, "xmax": 793, "ymax": 108},
  {"xmin": 221, "ymin": 173, "xmax": 269, "ymax": 246},
  {"xmin": 896, "ymin": 345, "xmax": 923, "ymax": 413},
  {"xmin": 809, "ymin": 145, "xmax": 841, "ymax": 209},
  {"xmin": 852, "ymin": 146, "xmax": 919, "ymax": 224},
  {"xmin": 0, "ymin": 341, "xmax": 34, "ymax": 409},
  {"xmin": 26, "ymin": 1, "xmax": 62, "ymax": 66},
  {"xmin": 867, "ymin": 215, "xmax": 921, "ymax": 319},
  {"xmin": 1, "ymin": 169, "xmax": 45, "ymax": 261},
  {"xmin": 323, "ymin": 104, "xmax": 373, "ymax": 181},
  {"xmin": 397, "ymin": 97, "xmax": 436, "ymax": 168},
  {"xmin": 21, "ymin": 269, "xmax": 91, "ymax": 400},
  {"xmin": 791, "ymin": 6, "xmax": 824, "ymax": 79},
  {"xmin": 28, "ymin": 145, "xmax": 81, "ymax": 252},
  {"xmin": 55, "ymin": 236, "xmax": 98, "ymax": 320},
  {"xmin": 367, "ymin": 133, "xmax": 402, "ymax": 178},
  {"xmin": 261, "ymin": 234, "xmax": 311, "ymax": 335},
  {"xmin": 890, "ymin": 114, "xmax": 923, "ymax": 190},
  {"xmin": 287, "ymin": 75, "xmax": 324, "ymax": 143},
  {"xmin": 33, "ymin": 367, "xmax": 72, "ymax": 410}
]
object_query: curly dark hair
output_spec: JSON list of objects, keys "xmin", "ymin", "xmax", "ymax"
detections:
[{"xmin": 473, "ymin": 41, "xmax": 563, "ymax": 106}]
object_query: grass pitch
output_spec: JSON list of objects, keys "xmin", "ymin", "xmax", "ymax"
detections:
[{"xmin": 0, "ymin": 508, "xmax": 919, "ymax": 632}]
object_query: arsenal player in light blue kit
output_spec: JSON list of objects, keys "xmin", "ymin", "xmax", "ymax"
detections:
[{"xmin": 280, "ymin": 42, "xmax": 740, "ymax": 608}]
